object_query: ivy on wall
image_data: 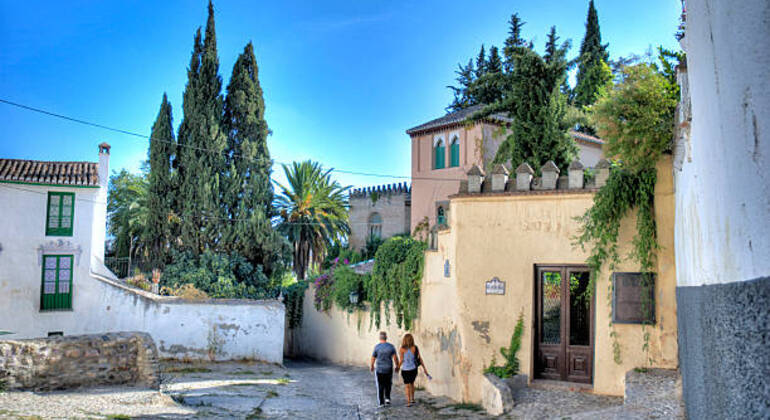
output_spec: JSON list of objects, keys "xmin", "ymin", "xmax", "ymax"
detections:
[
  {"xmin": 575, "ymin": 55, "xmax": 680, "ymax": 364},
  {"xmin": 284, "ymin": 280, "xmax": 308, "ymax": 329},
  {"xmin": 368, "ymin": 237, "xmax": 427, "ymax": 330}
]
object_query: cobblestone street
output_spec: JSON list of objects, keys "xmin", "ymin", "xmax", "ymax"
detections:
[{"xmin": 0, "ymin": 360, "xmax": 683, "ymax": 419}]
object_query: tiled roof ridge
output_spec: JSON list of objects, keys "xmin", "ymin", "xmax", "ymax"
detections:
[
  {"xmin": 0, "ymin": 158, "xmax": 99, "ymax": 186},
  {"xmin": 406, "ymin": 104, "xmax": 512, "ymax": 135}
]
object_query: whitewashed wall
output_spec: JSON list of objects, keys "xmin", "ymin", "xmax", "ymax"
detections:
[
  {"xmin": 0, "ymin": 149, "xmax": 284, "ymax": 364},
  {"xmin": 675, "ymin": 0, "xmax": 770, "ymax": 288},
  {"xmin": 674, "ymin": 2, "xmax": 770, "ymax": 418}
]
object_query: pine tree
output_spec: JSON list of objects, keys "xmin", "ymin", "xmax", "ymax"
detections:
[
  {"xmin": 145, "ymin": 94, "xmax": 175, "ymax": 267},
  {"xmin": 475, "ymin": 45, "xmax": 487, "ymax": 78},
  {"xmin": 573, "ymin": 0, "xmax": 611, "ymax": 109},
  {"xmin": 222, "ymin": 42, "xmax": 287, "ymax": 275},
  {"xmin": 503, "ymin": 13, "xmax": 528, "ymax": 72},
  {"xmin": 176, "ymin": 1, "xmax": 227, "ymax": 254},
  {"xmin": 486, "ymin": 46, "xmax": 503, "ymax": 73},
  {"xmin": 492, "ymin": 27, "xmax": 576, "ymax": 173},
  {"xmin": 447, "ymin": 59, "xmax": 476, "ymax": 111}
]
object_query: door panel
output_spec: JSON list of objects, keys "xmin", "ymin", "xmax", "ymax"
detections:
[{"xmin": 535, "ymin": 266, "xmax": 593, "ymax": 384}]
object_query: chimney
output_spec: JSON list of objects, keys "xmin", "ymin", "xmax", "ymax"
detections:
[{"xmin": 98, "ymin": 142, "xmax": 111, "ymax": 188}]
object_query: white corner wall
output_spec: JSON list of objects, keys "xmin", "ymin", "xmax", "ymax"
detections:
[{"xmin": 675, "ymin": 0, "xmax": 770, "ymax": 288}]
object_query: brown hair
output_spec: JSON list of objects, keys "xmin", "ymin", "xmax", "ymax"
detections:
[{"xmin": 401, "ymin": 333, "xmax": 415, "ymax": 349}]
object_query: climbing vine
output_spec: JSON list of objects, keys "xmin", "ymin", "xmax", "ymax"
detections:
[
  {"xmin": 368, "ymin": 236, "xmax": 427, "ymax": 330},
  {"xmin": 283, "ymin": 280, "xmax": 308, "ymax": 329},
  {"xmin": 576, "ymin": 57, "xmax": 680, "ymax": 364}
]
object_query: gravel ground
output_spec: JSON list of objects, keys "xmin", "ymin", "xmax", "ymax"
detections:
[{"xmin": 0, "ymin": 360, "xmax": 683, "ymax": 419}]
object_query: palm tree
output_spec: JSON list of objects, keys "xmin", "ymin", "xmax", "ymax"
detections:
[
  {"xmin": 107, "ymin": 169, "xmax": 149, "ymax": 271},
  {"xmin": 274, "ymin": 161, "xmax": 350, "ymax": 279}
]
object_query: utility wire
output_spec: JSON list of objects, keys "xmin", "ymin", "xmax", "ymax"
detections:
[
  {"xmin": 0, "ymin": 98, "xmax": 470, "ymax": 182},
  {"xmin": 0, "ymin": 183, "xmax": 384, "ymax": 226}
]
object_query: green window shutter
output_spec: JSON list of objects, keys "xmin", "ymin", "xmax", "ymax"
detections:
[
  {"xmin": 435, "ymin": 145, "xmax": 445, "ymax": 169},
  {"xmin": 46, "ymin": 192, "xmax": 74, "ymax": 236},
  {"xmin": 437, "ymin": 207, "xmax": 446, "ymax": 225},
  {"xmin": 450, "ymin": 141, "xmax": 460, "ymax": 167},
  {"xmin": 40, "ymin": 255, "xmax": 73, "ymax": 311}
]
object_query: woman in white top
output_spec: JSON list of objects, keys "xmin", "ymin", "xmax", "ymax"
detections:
[{"xmin": 398, "ymin": 333, "xmax": 430, "ymax": 407}]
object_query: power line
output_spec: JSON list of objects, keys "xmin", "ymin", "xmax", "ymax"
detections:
[
  {"xmin": 0, "ymin": 183, "xmax": 386, "ymax": 226},
  {"xmin": 0, "ymin": 98, "xmax": 470, "ymax": 182}
]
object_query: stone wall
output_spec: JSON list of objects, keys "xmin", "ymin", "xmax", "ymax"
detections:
[
  {"xmin": 0, "ymin": 332, "xmax": 159, "ymax": 391},
  {"xmin": 348, "ymin": 183, "xmax": 410, "ymax": 250}
]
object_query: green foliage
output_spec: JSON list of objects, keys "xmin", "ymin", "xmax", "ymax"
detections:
[
  {"xmin": 576, "ymin": 51, "xmax": 681, "ymax": 362},
  {"xmin": 107, "ymin": 169, "xmax": 148, "ymax": 260},
  {"xmin": 575, "ymin": 166, "xmax": 658, "ymax": 292},
  {"xmin": 331, "ymin": 265, "xmax": 367, "ymax": 312},
  {"xmin": 368, "ymin": 237, "xmax": 427, "ymax": 330},
  {"xmin": 592, "ymin": 64, "xmax": 679, "ymax": 172},
  {"xmin": 275, "ymin": 160, "xmax": 350, "ymax": 279},
  {"xmin": 484, "ymin": 313, "xmax": 524, "ymax": 378},
  {"xmin": 162, "ymin": 250, "xmax": 278, "ymax": 299},
  {"xmin": 362, "ymin": 235, "xmax": 385, "ymax": 260},
  {"xmin": 175, "ymin": 2, "xmax": 228, "ymax": 254},
  {"xmin": 573, "ymin": 0, "xmax": 611, "ymax": 109},
  {"xmin": 221, "ymin": 42, "xmax": 288, "ymax": 277},
  {"xmin": 283, "ymin": 280, "xmax": 308, "ymax": 329},
  {"xmin": 145, "ymin": 94, "xmax": 176, "ymax": 268},
  {"xmin": 323, "ymin": 243, "xmax": 363, "ymax": 270},
  {"xmin": 490, "ymin": 31, "xmax": 576, "ymax": 173}
]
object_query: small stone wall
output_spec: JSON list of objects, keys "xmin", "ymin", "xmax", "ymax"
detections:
[{"xmin": 0, "ymin": 332, "xmax": 159, "ymax": 391}]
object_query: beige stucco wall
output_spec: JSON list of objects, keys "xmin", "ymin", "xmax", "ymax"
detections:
[
  {"xmin": 348, "ymin": 192, "xmax": 410, "ymax": 250},
  {"xmin": 291, "ymin": 156, "xmax": 677, "ymax": 402}
]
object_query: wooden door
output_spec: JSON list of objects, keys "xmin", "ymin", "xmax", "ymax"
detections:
[{"xmin": 535, "ymin": 266, "xmax": 593, "ymax": 384}]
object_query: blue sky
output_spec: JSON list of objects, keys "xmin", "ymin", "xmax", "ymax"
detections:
[{"xmin": 0, "ymin": 1, "xmax": 682, "ymax": 188}]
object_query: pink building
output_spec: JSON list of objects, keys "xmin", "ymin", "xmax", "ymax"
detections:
[{"xmin": 406, "ymin": 105, "xmax": 604, "ymax": 231}]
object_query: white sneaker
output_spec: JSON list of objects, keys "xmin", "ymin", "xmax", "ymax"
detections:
[{"xmin": 385, "ymin": 399, "xmax": 391, "ymax": 405}]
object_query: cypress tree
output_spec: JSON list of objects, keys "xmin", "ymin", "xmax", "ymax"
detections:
[
  {"xmin": 176, "ymin": 1, "xmax": 227, "ymax": 253},
  {"xmin": 573, "ymin": 0, "xmax": 611, "ymax": 109},
  {"xmin": 222, "ymin": 42, "xmax": 286, "ymax": 275},
  {"xmin": 145, "ymin": 94, "xmax": 175, "ymax": 266}
]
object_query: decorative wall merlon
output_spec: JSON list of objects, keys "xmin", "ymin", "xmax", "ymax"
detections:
[
  {"xmin": 462, "ymin": 159, "xmax": 604, "ymax": 195},
  {"xmin": 540, "ymin": 161, "xmax": 560, "ymax": 190},
  {"xmin": 468, "ymin": 164, "xmax": 485, "ymax": 193},
  {"xmin": 569, "ymin": 160, "xmax": 585, "ymax": 189},
  {"xmin": 595, "ymin": 159, "xmax": 611, "ymax": 188},
  {"xmin": 491, "ymin": 164, "xmax": 509, "ymax": 192},
  {"xmin": 350, "ymin": 182, "xmax": 411, "ymax": 198}
]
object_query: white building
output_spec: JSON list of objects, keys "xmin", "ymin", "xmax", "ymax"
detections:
[
  {"xmin": 0, "ymin": 143, "xmax": 110, "ymax": 332},
  {"xmin": 0, "ymin": 144, "xmax": 285, "ymax": 363},
  {"xmin": 674, "ymin": 1, "xmax": 770, "ymax": 418}
]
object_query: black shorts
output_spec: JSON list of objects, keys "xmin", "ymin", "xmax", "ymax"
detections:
[{"xmin": 401, "ymin": 369, "xmax": 418, "ymax": 384}]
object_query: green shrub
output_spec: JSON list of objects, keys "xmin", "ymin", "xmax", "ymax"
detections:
[
  {"xmin": 162, "ymin": 250, "xmax": 279, "ymax": 299},
  {"xmin": 331, "ymin": 265, "xmax": 367, "ymax": 312},
  {"xmin": 484, "ymin": 313, "xmax": 524, "ymax": 379},
  {"xmin": 368, "ymin": 236, "xmax": 427, "ymax": 330}
]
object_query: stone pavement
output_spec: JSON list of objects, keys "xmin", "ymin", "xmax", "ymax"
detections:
[{"xmin": 0, "ymin": 360, "xmax": 682, "ymax": 419}]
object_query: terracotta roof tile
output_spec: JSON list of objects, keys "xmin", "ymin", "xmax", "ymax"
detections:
[
  {"xmin": 0, "ymin": 158, "xmax": 99, "ymax": 186},
  {"xmin": 406, "ymin": 104, "xmax": 513, "ymax": 136}
]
